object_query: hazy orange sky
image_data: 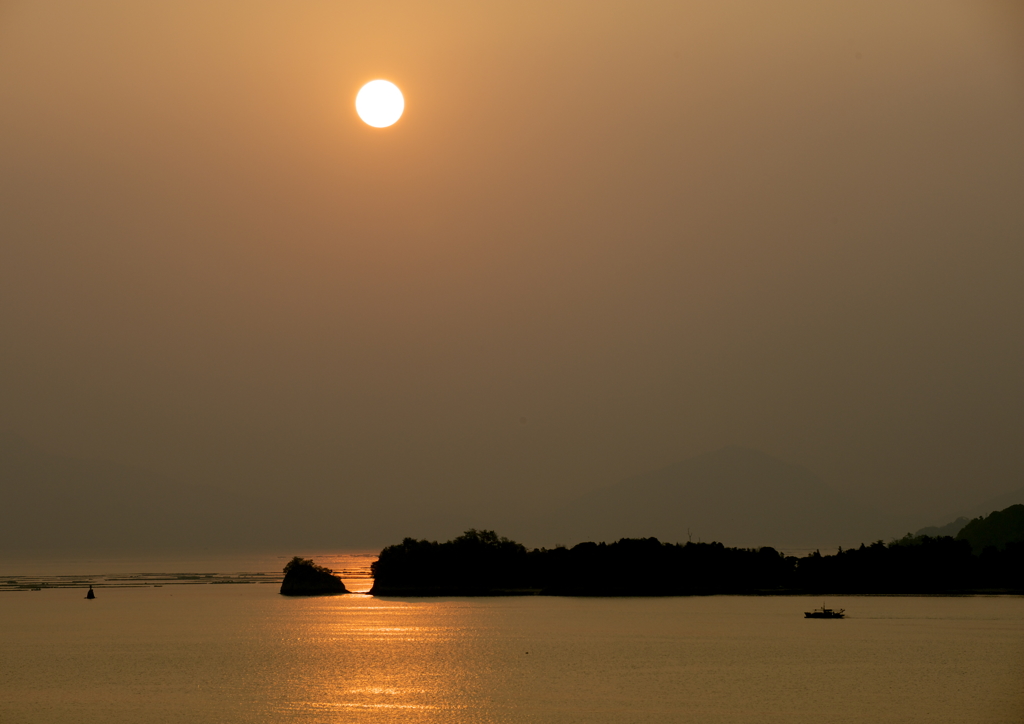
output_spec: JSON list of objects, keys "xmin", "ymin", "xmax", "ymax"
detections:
[{"xmin": 2, "ymin": 1, "xmax": 1023, "ymax": 544}]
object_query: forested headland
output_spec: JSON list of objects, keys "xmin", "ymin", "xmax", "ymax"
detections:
[{"xmin": 369, "ymin": 506, "xmax": 1024, "ymax": 596}]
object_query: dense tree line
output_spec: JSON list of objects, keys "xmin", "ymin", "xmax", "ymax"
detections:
[{"xmin": 369, "ymin": 528, "xmax": 1024, "ymax": 596}]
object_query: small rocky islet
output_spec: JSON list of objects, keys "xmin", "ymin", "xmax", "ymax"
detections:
[{"xmin": 278, "ymin": 557, "xmax": 348, "ymax": 596}]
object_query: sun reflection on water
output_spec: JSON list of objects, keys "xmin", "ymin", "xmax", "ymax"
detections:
[{"xmin": 270, "ymin": 596, "xmax": 488, "ymax": 718}]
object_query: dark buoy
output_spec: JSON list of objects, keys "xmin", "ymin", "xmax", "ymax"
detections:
[{"xmin": 85, "ymin": 585, "xmax": 95, "ymax": 600}]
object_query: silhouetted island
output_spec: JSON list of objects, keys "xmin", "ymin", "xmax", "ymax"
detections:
[
  {"xmin": 369, "ymin": 523, "xmax": 1024, "ymax": 597},
  {"xmin": 279, "ymin": 556, "xmax": 348, "ymax": 596}
]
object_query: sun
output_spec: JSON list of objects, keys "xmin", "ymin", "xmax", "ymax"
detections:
[{"xmin": 355, "ymin": 80, "xmax": 404, "ymax": 128}]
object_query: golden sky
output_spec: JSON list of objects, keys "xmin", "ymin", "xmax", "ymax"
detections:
[{"xmin": 1, "ymin": 1, "xmax": 1023, "ymax": 544}]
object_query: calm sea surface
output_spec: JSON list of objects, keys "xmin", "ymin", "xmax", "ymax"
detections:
[{"xmin": 1, "ymin": 557, "xmax": 1022, "ymax": 723}]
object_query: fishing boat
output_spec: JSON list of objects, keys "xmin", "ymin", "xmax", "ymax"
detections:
[{"xmin": 804, "ymin": 605, "xmax": 844, "ymax": 619}]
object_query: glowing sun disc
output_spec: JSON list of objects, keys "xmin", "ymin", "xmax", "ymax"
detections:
[{"xmin": 356, "ymin": 80, "xmax": 404, "ymax": 128}]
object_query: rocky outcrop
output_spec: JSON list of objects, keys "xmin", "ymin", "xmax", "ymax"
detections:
[{"xmin": 279, "ymin": 556, "xmax": 348, "ymax": 596}]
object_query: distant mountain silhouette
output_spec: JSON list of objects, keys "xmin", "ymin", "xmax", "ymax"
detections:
[
  {"xmin": 914, "ymin": 486, "xmax": 1024, "ymax": 540},
  {"xmin": 521, "ymin": 447, "xmax": 897, "ymax": 549},
  {"xmin": 956, "ymin": 504, "xmax": 1024, "ymax": 554},
  {"xmin": 914, "ymin": 517, "xmax": 970, "ymax": 539}
]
